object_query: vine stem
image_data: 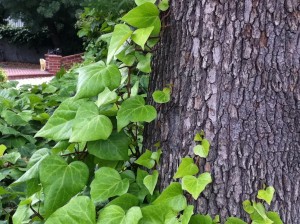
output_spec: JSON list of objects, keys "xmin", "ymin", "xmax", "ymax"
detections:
[
  {"xmin": 30, "ymin": 205, "xmax": 44, "ymax": 220},
  {"xmin": 127, "ymin": 67, "xmax": 132, "ymax": 98}
]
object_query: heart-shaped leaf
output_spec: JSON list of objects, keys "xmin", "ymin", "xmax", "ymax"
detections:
[
  {"xmin": 132, "ymin": 26, "xmax": 154, "ymax": 50},
  {"xmin": 121, "ymin": 3, "xmax": 161, "ymax": 35},
  {"xmin": 174, "ymin": 157, "xmax": 199, "ymax": 179},
  {"xmin": 45, "ymin": 196, "xmax": 96, "ymax": 224},
  {"xmin": 39, "ymin": 156, "xmax": 89, "ymax": 217},
  {"xmin": 75, "ymin": 61, "xmax": 121, "ymax": 99},
  {"xmin": 96, "ymin": 87, "xmax": 118, "ymax": 107},
  {"xmin": 266, "ymin": 212, "xmax": 283, "ymax": 224},
  {"xmin": 143, "ymin": 170, "xmax": 158, "ymax": 195},
  {"xmin": 134, "ymin": 150, "xmax": 155, "ymax": 169},
  {"xmin": 107, "ymin": 24, "xmax": 133, "ymax": 64},
  {"xmin": 182, "ymin": 172, "xmax": 212, "ymax": 200},
  {"xmin": 152, "ymin": 88, "xmax": 171, "ymax": 103},
  {"xmin": 117, "ymin": 96, "xmax": 156, "ymax": 131},
  {"xmin": 0, "ymin": 144, "xmax": 7, "ymax": 156},
  {"xmin": 193, "ymin": 145, "xmax": 208, "ymax": 158},
  {"xmin": 70, "ymin": 101, "xmax": 113, "ymax": 142},
  {"xmin": 257, "ymin": 186, "xmax": 275, "ymax": 205},
  {"xmin": 242, "ymin": 200, "xmax": 254, "ymax": 214},
  {"xmin": 88, "ymin": 131, "xmax": 130, "ymax": 161},
  {"xmin": 35, "ymin": 98, "xmax": 84, "ymax": 141},
  {"xmin": 91, "ymin": 167, "xmax": 129, "ymax": 203},
  {"xmin": 180, "ymin": 205, "xmax": 194, "ymax": 224},
  {"xmin": 135, "ymin": 0, "xmax": 156, "ymax": 6},
  {"xmin": 106, "ymin": 193, "xmax": 139, "ymax": 211},
  {"xmin": 97, "ymin": 205, "xmax": 142, "ymax": 224},
  {"xmin": 225, "ymin": 217, "xmax": 247, "ymax": 224},
  {"xmin": 136, "ymin": 52, "xmax": 152, "ymax": 73},
  {"xmin": 158, "ymin": 0, "xmax": 169, "ymax": 11}
]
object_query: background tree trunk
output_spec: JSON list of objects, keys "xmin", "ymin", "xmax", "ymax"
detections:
[{"xmin": 144, "ymin": 0, "xmax": 300, "ymax": 222}]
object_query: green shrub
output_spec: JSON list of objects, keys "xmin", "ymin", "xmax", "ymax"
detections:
[{"xmin": 0, "ymin": 67, "xmax": 7, "ymax": 82}]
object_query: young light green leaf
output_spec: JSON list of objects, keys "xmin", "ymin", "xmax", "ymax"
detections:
[
  {"xmin": 158, "ymin": 0, "xmax": 169, "ymax": 11},
  {"xmin": 12, "ymin": 204, "xmax": 33, "ymax": 224},
  {"xmin": 136, "ymin": 52, "xmax": 152, "ymax": 73},
  {"xmin": 132, "ymin": 26, "xmax": 154, "ymax": 50},
  {"xmin": 116, "ymin": 48, "xmax": 136, "ymax": 66},
  {"xmin": 193, "ymin": 145, "xmax": 209, "ymax": 158},
  {"xmin": 91, "ymin": 167, "xmax": 129, "ymax": 203},
  {"xmin": 107, "ymin": 24, "xmax": 133, "ymax": 64},
  {"xmin": 121, "ymin": 3, "xmax": 161, "ymax": 35},
  {"xmin": 173, "ymin": 157, "xmax": 199, "ymax": 179},
  {"xmin": 88, "ymin": 131, "xmax": 130, "ymax": 161},
  {"xmin": 189, "ymin": 214, "xmax": 213, "ymax": 224},
  {"xmin": 257, "ymin": 186, "xmax": 275, "ymax": 205},
  {"xmin": 96, "ymin": 87, "xmax": 118, "ymax": 107},
  {"xmin": 35, "ymin": 98, "xmax": 84, "ymax": 141},
  {"xmin": 135, "ymin": 0, "xmax": 156, "ymax": 6},
  {"xmin": 70, "ymin": 102, "xmax": 113, "ymax": 142},
  {"xmin": 152, "ymin": 88, "xmax": 171, "ymax": 103},
  {"xmin": 0, "ymin": 144, "xmax": 6, "ymax": 156},
  {"xmin": 182, "ymin": 172, "xmax": 212, "ymax": 200},
  {"xmin": 194, "ymin": 133, "xmax": 203, "ymax": 141},
  {"xmin": 150, "ymin": 149, "xmax": 162, "ymax": 164},
  {"xmin": 45, "ymin": 196, "xmax": 96, "ymax": 224},
  {"xmin": 266, "ymin": 212, "xmax": 283, "ymax": 224},
  {"xmin": 75, "ymin": 61, "xmax": 121, "ymax": 99},
  {"xmin": 202, "ymin": 138, "xmax": 210, "ymax": 153},
  {"xmin": 181, "ymin": 205, "xmax": 194, "ymax": 224},
  {"xmin": 117, "ymin": 96, "xmax": 157, "ymax": 131},
  {"xmin": 97, "ymin": 205, "xmax": 142, "ymax": 224},
  {"xmin": 134, "ymin": 149, "xmax": 155, "ymax": 169},
  {"xmin": 225, "ymin": 217, "xmax": 247, "ymax": 224},
  {"xmin": 39, "ymin": 156, "xmax": 89, "ymax": 217},
  {"xmin": 143, "ymin": 170, "xmax": 158, "ymax": 195},
  {"xmin": 152, "ymin": 182, "xmax": 187, "ymax": 212},
  {"xmin": 242, "ymin": 200, "xmax": 254, "ymax": 214},
  {"xmin": 252, "ymin": 202, "xmax": 270, "ymax": 221}
]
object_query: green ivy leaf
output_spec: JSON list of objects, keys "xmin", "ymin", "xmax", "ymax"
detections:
[
  {"xmin": 88, "ymin": 131, "xmax": 130, "ymax": 161},
  {"xmin": 152, "ymin": 88, "xmax": 171, "ymax": 103},
  {"xmin": 150, "ymin": 149, "xmax": 162, "ymax": 164},
  {"xmin": 116, "ymin": 48, "xmax": 136, "ymax": 66},
  {"xmin": 132, "ymin": 26, "xmax": 154, "ymax": 50},
  {"xmin": 242, "ymin": 200, "xmax": 254, "ymax": 214},
  {"xmin": 140, "ymin": 204, "xmax": 173, "ymax": 224},
  {"xmin": 136, "ymin": 52, "xmax": 152, "ymax": 73},
  {"xmin": 106, "ymin": 193, "xmax": 139, "ymax": 211},
  {"xmin": 158, "ymin": 0, "xmax": 170, "ymax": 11},
  {"xmin": 97, "ymin": 205, "xmax": 142, "ymax": 224},
  {"xmin": 266, "ymin": 212, "xmax": 283, "ymax": 224},
  {"xmin": 182, "ymin": 172, "xmax": 212, "ymax": 200},
  {"xmin": 257, "ymin": 186, "xmax": 275, "ymax": 205},
  {"xmin": 194, "ymin": 133, "xmax": 203, "ymax": 141},
  {"xmin": 225, "ymin": 217, "xmax": 247, "ymax": 224},
  {"xmin": 134, "ymin": 149, "xmax": 155, "ymax": 169},
  {"xmin": 121, "ymin": 3, "xmax": 161, "ymax": 35},
  {"xmin": 75, "ymin": 61, "xmax": 121, "ymax": 99},
  {"xmin": 117, "ymin": 96, "xmax": 157, "ymax": 131},
  {"xmin": 189, "ymin": 214, "xmax": 213, "ymax": 224},
  {"xmin": 180, "ymin": 205, "xmax": 194, "ymax": 224},
  {"xmin": 2, "ymin": 152, "xmax": 20, "ymax": 164},
  {"xmin": 91, "ymin": 167, "xmax": 129, "ymax": 203},
  {"xmin": 12, "ymin": 204, "xmax": 32, "ymax": 224},
  {"xmin": 39, "ymin": 156, "xmax": 89, "ymax": 217},
  {"xmin": 143, "ymin": 170, "xmax": 158, "ymax": 195},
  {"xmin": 45, "ymin": 196, "xmax": 96, "ymax": 224},
  {"xmin": 70, "ymin": 102, "xmax": 113, "ymax": 142},
  {"xmin": 35, "ymin": 98, "xmax": 84, "ymax": 141},
  {"xmin": 135, "ymin": 0, "xmax": 156, "ymax": 6},
  {"xmin": 96, "ymin": 87, "xmax": 118, "ymax": 107},
  {"xmin": 1, "ymin": 110, "xmax": 28, "ymax": 126},
  {"xmin": 107, "ymin": 24, "xmax": 133, "ymax": 64},
  {"xmin": 173, "ymin": 157, "xmax": 199, "ymax": 179},
  {"xmin": 152, "ymin": 182, "xmax": 187, "ymax": 212},
  {"xmin": 193, "ymin": 145, "xmax": 208, "ymax": 158}
]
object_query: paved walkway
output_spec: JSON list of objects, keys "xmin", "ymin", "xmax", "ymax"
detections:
[{"xmin": 5, "ymin": 67, "xmax": 53, "ymax": 80}]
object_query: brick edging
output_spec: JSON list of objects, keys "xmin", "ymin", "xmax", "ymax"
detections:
[{"xmin": 45, "ymin": 53, "xmax": 83, "ymax": 74}]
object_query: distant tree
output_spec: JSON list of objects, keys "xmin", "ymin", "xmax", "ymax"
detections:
[{"xmin": 0, "ymin": 0, "xmax": 83, "ymax": 54}]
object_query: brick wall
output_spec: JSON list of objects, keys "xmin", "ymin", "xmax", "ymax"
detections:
[{"xmin": 45, "ymin": 53, "xmax": 83, "ymax": 74}]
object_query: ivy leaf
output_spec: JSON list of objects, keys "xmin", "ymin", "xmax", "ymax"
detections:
[
  {"xmin": 158, "ymin": 0, "xmax": 170, "ymax": 11},
  {"xmin": 39, "ymin": 156, "xmax": 89, "ymax": 217},
  {"xmin": 12, "ymin": 204, "xmax": 33, "ymax": 224},
  {"xmin": 152, "ymin": 88, "xmax": 171, "ymax": 103},
  {"xmin": 1, "ymin": 110, "xmax": 28, "ymax": 126},
  {"xmin": 180, "ymin": 205, "xmax": 194, "ymax": 224},
  {"xmin": 35, "ymin": 98, "xmax": 84, "ymax": 141},
  {"xmin": 91, "ymin": 167, "xmax": 129, "ymax": 203},
  {"xmin": 116, "ymin": 48, "xmax": 136, "ymax": 66},
  {"xmin": 242, "ymin": 200, "xmax": 254, "ymax": 214},
  {"xmin": 70, "ymin": 102, "xmax": 113, "ymax": 142},
  {"xmin": 135, "ymin": 0, "xmax": 156, "ymax": 6},
  {"xmin": 45, "ymin": 196, "xmax": 96, "ymax": 224},
  {"xmin": 97, "ymin": 205, "xmax": 142, "ymax": 224},
  {"xmin": 96, "ymin": 87, "xmax": 118, "ymax": 107},
  {"xmin": 257, "ymin": 186, "xmax": 275, "ymax": 205},
  {"xmin": 88, "ymin": 131, "xmax": 130, "ymax": 161},
  {"xmin": 132, "ymin": 26, "xmax": 154, "ymax": 50},
  {"xmin": 0, "ymin": 144, "xmax": 7, "ymax": 156},
  {"xmin": 134, "ymin": 149, "xmax": 155, "ymax": 169},
  {"xmin": 194, "ymin": 133, "xmax": 203, "ymax": 141},
  {"xmin": 189, "ymin": 214, "xmax": 213, "ymax": 224},
  {"xmin": 136, "ymin": 52, "xmax": 152, "ymax": 73},
  {"xmin": 117, "ymin": 96, "xmax": 156, "ymax": 131},
  {"xmin": 225, "ymin": 217, "xmax": 247, "ymax": 224},
  {"xmin": 143, "ymin": 170, "xmax": 158, "ymax": 195},
  {"xmin": 121, "ymin": 3, "xmax": 161, "ymax": 35},
  {"xmin": 266, "ymin": 212, "xmax": 283, "ymax": 224},
  {"xmin": 182, "ymin": 172, "xmax": 212, "ymax": 200},
  {"xmin": 150, "ymin": 149, "xmax": 162, "ymax": 164},
  {"xmin": 174, "ymin": 157, "xmax": 199, "ymax": 179},
  {"xmin": 2, "ymin": 152, "xmax": 20, "ymax": 164},
  {"xmin": 193, "ymin": 145, "xmax": 207, "ymax": 158},
  {"xmin": 152, "ymin": 182, "xmax": 187, "ymax": 212},
  {"xmin": 106, "ymin": 193, "xmax": 139, "ymax": 211},
  {"xmin": 75, "ymin": 61, "xmax": 121, "ymax": 99},
  {"xmin": 107, "ymin": 24, "xmax": 133, "ymax": 64}
]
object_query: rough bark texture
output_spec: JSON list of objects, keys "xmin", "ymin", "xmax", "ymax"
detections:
[{"xmin": 144, "ymin": 0, "xmax": 300, "ymax": 222}]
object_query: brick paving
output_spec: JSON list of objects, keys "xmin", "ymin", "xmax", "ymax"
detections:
[{"xmin": 4, "ymin": 67, "xmax": 54, "ymax": 80}]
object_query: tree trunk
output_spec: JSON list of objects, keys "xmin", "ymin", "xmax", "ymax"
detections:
[{"xmin": 144, "ymin": 0, "xmax": 300, "ymax": 223}]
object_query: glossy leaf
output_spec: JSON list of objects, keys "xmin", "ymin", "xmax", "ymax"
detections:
[
  {"xmin": 174, "ymin": 157, "xmax": 199, "ymax": 179},
  {"xmin": 45, "ymin": 196, "xmax": 96, "ymax": 224},
  {"xmin": 158, "ymin": 0, "xmax": 169, "ymax": 11},
  {"xmin": 181, "ymin": 205, "xmax": 194, "ymax": 224},
  {"xmin": 266, "ymin": 212, "xmax": 283, "ymax": 224},
  {"xmin": 91, "ymin": 167, "xmax": 129, "ymax": 203},
  {"xmin": 152, "ymin": 88, "xmax": 171, "ymax": 103},
  {"xmin": 39, "ymin": 156, "xmax": 89, "ymax": 217},
  {"xmin": 143, "ymin": 170, "xmax": 158, "ymax": 195},
  {"xmin": 193, "ymin": 145, "xmax": 208, "ymax": 158},
  {"xmin": 0, "ymin": 144, "xmax": 6, "ymax": 156},
  {"xmin": 132, "ymin": 26, "xmax": 154, "ymax": 50},
  {"xmin": 257, "ymin": 186, "xmax": 275, "ymax": 205},
  {"xmin": 134, "ymin": 149, "xmax": 155, "ymax": 169},
  {"xmin": 106, "ymin": 193, "xmax": 139, "ymax": 211},
  {"xmin": 136, "ymin": 52, "xmax": 152, "ymax": 73},
  {"xmin": 117, "ymin": 96, "xmax": 156, "ymax": 131},
  {"xmin": 75, "ymin": 61, "xmax": 121, "ymax": 99},
  {"xmin": 189, "ymin": 214, "xmax": 213, "ymax": 224},
  {"xmin": 96, "ymin": 87, "xmax": 118, "ymax": 107},
  {"xmin": 107, "ymin": 24, "xmax": 133, "ymax": 64},
  {"xmin": 182, "ymin": 172, "xmax": 212, "ymax": 200},
  {"xmin": 225, "ymin": 217, "xmax": 247, "ymax": 224},
  {"xmin": 135, "ymin": 0, "xmax": 156, "ymax": 6}
]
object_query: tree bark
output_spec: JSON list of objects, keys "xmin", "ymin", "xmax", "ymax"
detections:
[{"xmin": 144, "ymin": 0, "xmax": 300, "ymax": 223}]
